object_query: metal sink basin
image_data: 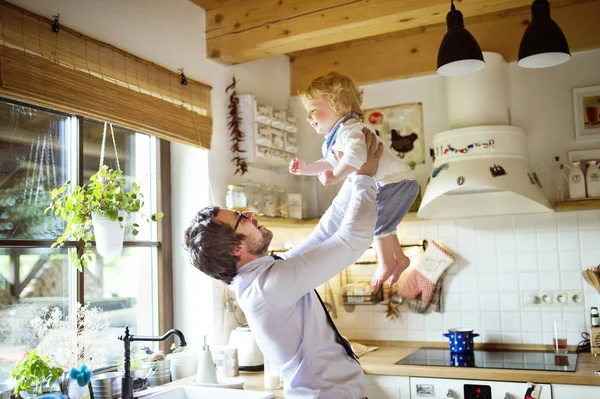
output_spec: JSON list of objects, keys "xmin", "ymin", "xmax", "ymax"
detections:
[{"xmin": 144, "ymin": 385, "xmax": 274, "ymax": 399}]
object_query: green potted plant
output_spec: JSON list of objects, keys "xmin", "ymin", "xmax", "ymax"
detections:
[
  {"xmin": 10, "ymin": 349, "xmax": 64, "ymax": 397},
  {"xmin": 46, "ymin": 165, "xmax": 163, "ymax": 270}
]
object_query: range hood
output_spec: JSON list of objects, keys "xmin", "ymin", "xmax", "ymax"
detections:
[{"xmin": 417, "ymin": 52, "xmax": 552, "ymax": 219}]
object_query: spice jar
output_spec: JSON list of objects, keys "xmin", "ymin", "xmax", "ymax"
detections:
[
  {"xmin": 226, "ymin": 184, "xmax": 247, "ymax": 211},
  {"xmin": 273, "ymin": 186, "xmax": 288, "ymax": 218},
  {"xmin": 260, "ymin": 185, "xmax": 277, "ymax": 217},
  {"xmin": 244, "ymin": 182, "xmax": 261, "ymax": 214}
]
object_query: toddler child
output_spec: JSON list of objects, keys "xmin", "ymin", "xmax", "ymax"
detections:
[{"xmin": 289, "ymin": 72, "xmax": 419, "ymax": 287}]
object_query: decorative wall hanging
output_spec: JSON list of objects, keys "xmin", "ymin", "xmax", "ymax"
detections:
[
  {"xmin": 363, "ymin": 102, "xmax": 425, "ymax": 165},
  {"xmin": 226, "ymin": 76, "xmax": 248, "ymax": 175},
  {"xmin": 573, "ymin": 85, "xmax": 600, "ymax": 141},
  {"xmin": 432, "ymin": 164, "xmax": 448, "ymax": 178},
  {"xmin": 440, "ymin": 139, "xmax": 495, "ymax": 155},
  {"xmin": 490, "ymin": 164, "xmax": 507, "ymax": 177}
]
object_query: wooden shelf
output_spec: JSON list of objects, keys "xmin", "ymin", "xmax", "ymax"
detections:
[
  {"xmin": 554, "ymin": 198, "xmax": 600, "ymax": 212},
  {"xmin": 260, "ymin": 212, "xmax": 422, "ymax": 228},
  {"xmin": 259, "ymin": 216, "xmax": 319, "ymax": 228}
]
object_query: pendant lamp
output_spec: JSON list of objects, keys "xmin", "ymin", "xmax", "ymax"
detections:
[
  {"xmin": 518, "ymin": 0, "xmax": 570, "ymax": 68},
  {"xmin": 437, "ymin": 0, "xmax": 485, "ymax": 76}
]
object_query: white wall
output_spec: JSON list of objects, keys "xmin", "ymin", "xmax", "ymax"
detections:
[{"xmin": 510, "ymin": 49, "xmax": 600, "ymax": 203}]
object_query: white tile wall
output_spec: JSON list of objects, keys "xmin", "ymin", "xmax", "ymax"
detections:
[{"xmin": 317, "ymin": 210, "xmax": 600, "ymax": 346}]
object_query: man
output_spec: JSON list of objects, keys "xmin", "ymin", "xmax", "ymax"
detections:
[{"xmin": 184, "ymin": 131, "xmax": 382, "ymax": 398}]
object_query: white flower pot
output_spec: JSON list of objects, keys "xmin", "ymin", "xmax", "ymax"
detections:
[{"xmin": 92, "ymin": 213, "xmax": 125, "ymax": 259}]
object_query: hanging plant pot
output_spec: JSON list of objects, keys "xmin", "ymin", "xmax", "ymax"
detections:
[{"xmin": 92, "ymin": 213, "xmax": 125, "ymax": 259}]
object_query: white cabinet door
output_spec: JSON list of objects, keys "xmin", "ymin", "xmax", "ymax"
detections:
[
  {"xmin": 552, "ymin": 384, "xmax": 600, "ymax": 399},
  {"xmin": 364, "ymin": 375, "xmax": 410, "ymax": 399}
]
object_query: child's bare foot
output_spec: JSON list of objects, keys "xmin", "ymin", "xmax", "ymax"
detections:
[
  {"xmin": 388, "ymin": 255, "xmax": 410, "ymax": 286},
  {"xmin": 371, "ymin": 261, "xmax": 401, "ymax": 288}
]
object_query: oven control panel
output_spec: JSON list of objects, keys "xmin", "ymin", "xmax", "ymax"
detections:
[
  {"xmin": 410, "ymin": 377, "xmax": 552, "ymax": 399},
  {"xmin": 464, "ymin": 384, "xmax": 491, "ymax": 399}
]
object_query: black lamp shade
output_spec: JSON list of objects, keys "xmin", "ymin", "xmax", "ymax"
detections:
[
  {"xmin": 437, "ymin": 4, "xmax": 485, "ymax": 76},
  {"xmin": 518, "ymin": 0, "xmax": 570, "ymax": 68}
]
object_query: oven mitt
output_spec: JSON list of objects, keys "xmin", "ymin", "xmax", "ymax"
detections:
[{"xmin": 397, "ymin": 240, "xmax": 454, "ymax": 303}]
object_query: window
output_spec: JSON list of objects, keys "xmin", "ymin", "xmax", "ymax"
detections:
[{"xmin": 0, "ymin": 98, "xmax": 168, "ymax": 381}]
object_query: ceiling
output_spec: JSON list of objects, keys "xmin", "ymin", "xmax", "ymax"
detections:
[{"xmin": 190, "ymin": 0, "xmax": 600, "ymax": 94}]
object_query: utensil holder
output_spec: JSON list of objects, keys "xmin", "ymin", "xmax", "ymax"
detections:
[{"xmin": 591, "ymin": 327, "xmax": 600, "ymax": 356}]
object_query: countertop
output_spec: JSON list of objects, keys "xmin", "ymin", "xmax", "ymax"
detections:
[
  {"xmin": 359, "ymin": 342, "xmax": 600, "ymax": 386},
  {"xmin": 139, "ymin": 342, "xmax": 600, "ymax": 398}
]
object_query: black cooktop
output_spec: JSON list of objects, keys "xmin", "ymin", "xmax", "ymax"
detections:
[{"xmin": 395, "ymin": 348, "xmax": 578, "ymax": 372}]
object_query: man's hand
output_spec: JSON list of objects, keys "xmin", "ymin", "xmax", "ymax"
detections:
[
  {"xmin": 355, "ymin": 127, "xmax": 383, "ymax": 177},
  {"xmin": 289, "ymin": 158, "xmax": 306, "ymax": 175}
]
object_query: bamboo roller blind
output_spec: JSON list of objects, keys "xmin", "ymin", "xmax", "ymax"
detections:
[{"xmin": 0, "ymin": 1, "xmax": 213, "ymax": 149}]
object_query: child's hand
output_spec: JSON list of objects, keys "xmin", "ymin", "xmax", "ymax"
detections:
[
  {"xmin": 289, "ymin": 158, "xmax": 306, "ymax": 175},
  {"xmin": 318, "ymin": 170, "xmax": 337, "ymax": 186}
]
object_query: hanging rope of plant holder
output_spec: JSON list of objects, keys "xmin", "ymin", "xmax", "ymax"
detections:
[
  {"xmin": 99, "ymin": 122, "xmax": 121, "ymax": 173},
  {"xmin": 92, "ymin": 122, "xmax": 125, "ymax": 260}
]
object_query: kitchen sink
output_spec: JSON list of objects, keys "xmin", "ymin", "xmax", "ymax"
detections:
[{"xmin": 143, "ymin": 385, "xmax": 274, "ymax": 399}]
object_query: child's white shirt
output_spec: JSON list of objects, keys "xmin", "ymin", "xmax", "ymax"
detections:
[{"xmin": 325, "ymin": 118, "xmax": 415, "ymax": 185}]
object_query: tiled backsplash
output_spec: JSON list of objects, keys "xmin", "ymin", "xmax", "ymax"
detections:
[
  {"xmin": 215, "ymin": 210, "xmax": 599, "ymax": 347},
  {"xmin": 271, "ymin": 210, "xmax": 600, "ymax": 347}
]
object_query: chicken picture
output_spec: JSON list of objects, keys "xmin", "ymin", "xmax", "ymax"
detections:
[{"xmin": 390, "ymin": 129, "xmax": 418, "ymax": 158}]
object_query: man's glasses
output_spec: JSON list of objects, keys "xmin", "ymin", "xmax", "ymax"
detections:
[{"xmin": 234, "ymin": 211, "xmax": 249, "ymax": 231}]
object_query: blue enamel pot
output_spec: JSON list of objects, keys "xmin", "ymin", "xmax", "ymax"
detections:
[
  {"xmin": 443, "ymin": 328, "xmax": 479, "ymax": 353},
  {"xmin": 450, "ymin": 352, "xmax": 475, "ymax": 367}
]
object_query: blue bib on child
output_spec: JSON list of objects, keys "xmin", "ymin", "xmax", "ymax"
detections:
[{"xmin": 321, "ymin": 114, "xmax": 358, "ymax": 159}]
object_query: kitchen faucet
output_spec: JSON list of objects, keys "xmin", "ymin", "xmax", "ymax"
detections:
[{"xmin": 118, "ymin": 326, "xmax": 187, "ymax": 399}]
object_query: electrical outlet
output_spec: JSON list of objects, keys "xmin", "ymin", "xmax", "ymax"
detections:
[
  {"xmin": 540, "ymin": 292, "xmax": 554, "ymax": 305},
  {"xmin": 568, "ymin": 291, "xmax": 584, "ymax": 306},
  {"xmin": 522, "ymin": 291, "xmax": 541, "ymax": 307},
  {"xmin": 522, "ymin": 291, "xmax": 583, "ymax": 307},
  {"xmin": 554, "ymin": 292, "xmax": 569, "ymax": 306}
]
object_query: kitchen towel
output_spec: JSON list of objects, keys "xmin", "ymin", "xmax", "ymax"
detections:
[
  {"xmin": 349, "ymin": 341, "xmax": 378, "ymax": 358},
  {"xmin": 406, "ymin": 271, "xmax": 445, "ymax": 313},
  {"xmin": 397, "ymin": 240, "xmax": 454, "ymax": 303}
]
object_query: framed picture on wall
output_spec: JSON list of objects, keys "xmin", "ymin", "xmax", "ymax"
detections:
[
  {"xmin": 573, "ymin": 85, "xmax": 600, "ymax": 141},
  {"xmin": 363, "ymin": 102, "xmax": 425, "ymax": 166}
]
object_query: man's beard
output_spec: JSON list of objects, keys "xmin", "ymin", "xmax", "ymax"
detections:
[{"xmin": 246, "ymin": 228, "xmax": 273, "ymax": 257}]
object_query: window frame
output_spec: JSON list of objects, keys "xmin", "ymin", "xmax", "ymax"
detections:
[{"xmin": 0, "ymin": 97, "xmax": 173, "ymax": 352}]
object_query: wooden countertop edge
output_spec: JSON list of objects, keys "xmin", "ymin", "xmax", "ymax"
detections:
[
  {"xmin": 361, "ymin": 363, "xmax": 600, "ymax": 386},
  {"xmin": 358, "ymin": 344, "xmax": 600, "ymax": 386}
]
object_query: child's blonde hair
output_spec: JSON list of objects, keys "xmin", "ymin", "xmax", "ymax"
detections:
[{"xmin": 299, "ymin": 72, "xmax": 364, "ymax": 119}]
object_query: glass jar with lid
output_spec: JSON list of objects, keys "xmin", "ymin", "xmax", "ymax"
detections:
[
  {"xmin": 226, "ymin": 184, "xmax": 247, "ymax": 211},
  {"xmin": 273, "ymin": 186, "xmax": 288, "ymax": 218},
  {"xmin": 244, "ymin": 182, "xmax": 261, "ymax": 214},
  {"xmin": 260, "ymin": 184, "xmax": 277, "ymax": 217}
]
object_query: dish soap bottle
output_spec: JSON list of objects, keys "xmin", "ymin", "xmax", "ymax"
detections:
[
  {"xmin": 196, "ymin": 335, "xmax": 218, "ymax": 384},
  {"xmin": 565, "ymin": 161, "xmax": 586, "ymax": 199},
  {"xmin": 586, "ymin": 161, "xmax": 600, "ymax": 197}
]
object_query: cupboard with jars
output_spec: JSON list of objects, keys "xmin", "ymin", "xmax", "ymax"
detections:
[
  {"xmin": 227, "ymin": 94, "xmax": 307, "ymax": 221},
  {"xmin": 226, "ymin": 183, "xmax": 299, "ymax": 220}
]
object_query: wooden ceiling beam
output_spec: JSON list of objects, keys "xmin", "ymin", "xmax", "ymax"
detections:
[
  {"xmin": 187, "ymin": 0, "xmax": 228, "ymax": 11},
  {"xmin": 200, "ymin": 0, "xmax": 560, "ymax": 64},
  {"xmin": 289, "ymin": 1, "xmax": 600, "ymax": 94}
]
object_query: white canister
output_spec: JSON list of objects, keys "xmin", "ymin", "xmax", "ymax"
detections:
[
  {"xmin": 586, "ymin": 160, "xmax": 600, "ymax": 197},
  {"xmin": 167, "ymin": 352, "xmax": 197, "ymax": 381},
  {"xmin": 566, "ymin": 161, "xmax": 586, "ymax": 199}
]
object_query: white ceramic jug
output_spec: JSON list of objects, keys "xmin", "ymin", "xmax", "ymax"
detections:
[
  {"xmin": 586, "ymin": 160, "xmax": 600, "ymax": 197},
  {"xmin": 563, "ymin": 162, "xmax": 586, "ymax": 199}
]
